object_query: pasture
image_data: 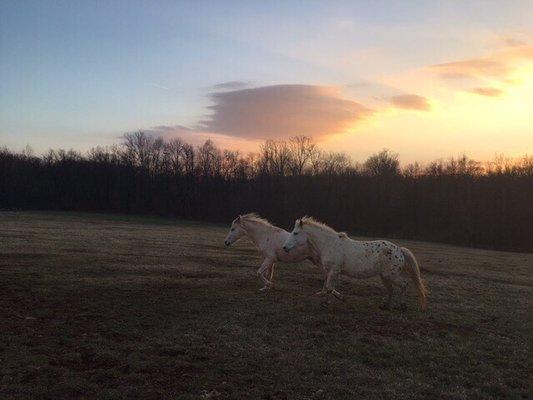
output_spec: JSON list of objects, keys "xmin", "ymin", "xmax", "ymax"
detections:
[{"xmin": 0, "ymin": 212, "xmax": 531, "ymax": 399}]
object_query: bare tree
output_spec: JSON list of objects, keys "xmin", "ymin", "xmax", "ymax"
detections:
[
  {"xmin": 197, "ymin": 140, "xmax": 221, "ymax": 178},
  {"xmin": 444, "ymin": 155, "xmax": 481, "ymax": 176},
  {"xmin": 221, "ymin": 150, "xmax": 240, "ymax": 180},
  {"xmin": 520, "ymin": 155, "xmax": 533, "ymax": 176},
  {"xmin": 425, "ymin": 159, "xmax": 445, "ymax": 176},
  {"xmin": 403, "ymin": 162, "xmax": 422, "ymax": 178},
  {"xmin": 163, "ymin": 138, "xmax": 184, "ymax": 174},
  {"xmin": 288, "ymin": 136, "xmax": 317, "ymax": 175},
  {"xmin": 321, "ymin": 152, "xmax": 351, "ymax": 175},
  {"xmin": 259, "ymin": 140, "xmax": 294, "ymax": 176},
  {"xmin": 149, "ymin": 137, "xmax": 165, "ymax": 173},
  {"xmin": 122, "ymin": 131, "xmax": 153, "ymax": 169},
  {"xmin": 182, "ymin": 143, "xmax": 195, "ymax": 175},
  {"xmin": 363, "ymin": 149, "xmax": 400, "ymax": 176}
]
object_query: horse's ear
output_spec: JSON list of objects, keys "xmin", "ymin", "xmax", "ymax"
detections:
[
  {"xmin": 236, "ymin": 215, "xmax": 241, "ymax": 224},
  {"xmin": 298, "ymin": 219, "xmax": 303, "ymax": 228}
]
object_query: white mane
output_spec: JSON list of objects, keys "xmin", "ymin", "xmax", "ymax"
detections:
[
  {"xmin": 300, "ymin": 216, "xmax": 348, "ymax": 238},
  {"xmin": 240, "ymin": 213, "xmax": 274, "ymax": 228},
  {"xmin": 301, "ymin": 216, "xmax": 338, "ymax": 234}
]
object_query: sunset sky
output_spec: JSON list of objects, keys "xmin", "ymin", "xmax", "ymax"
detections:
[{"xmin": 1, "ymin": 1, "xmax": 532, "ymax": 163}]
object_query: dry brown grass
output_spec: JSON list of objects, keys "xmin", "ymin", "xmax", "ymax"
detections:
[{"xmin": 0, "ymin": 211, "xmax": 531, "ymax": 399}]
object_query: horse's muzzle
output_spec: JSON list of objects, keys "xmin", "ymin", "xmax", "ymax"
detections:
[
  {"xmin": 283, "ymin": 246, "xmax": 289, "ymax": 253},
  {"xmin": 224, "ymin": 240, "xmax": 230, "ymax": 247}
]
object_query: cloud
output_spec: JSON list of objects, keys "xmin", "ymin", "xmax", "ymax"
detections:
[
  {"xmin": 147, "ymin": 125, "xmax": 194, "ymax": 135},
  {"xmin": 211, "ymin": 81, "xmax": 252, "ymax": 91},
  {"xmin": 431, "ymin": 58, "xmax": 510, "ymax": 81},
  {"xmin": 146, "ymin": 124, "xmax": 205, "ymax": 144},
  {"xmin": 388, "ymin": 94, "xmax": 431, "ymax": 111},
  {"xmin": 467, "ymin": 87, "xmax": 504, "ymax": 97},
  {"xmin": 199, "ymin": 84, "xmax": 372, "ymax": 139},
  {"xmin": 497, "ymin": 32, "xmax": 533, "ymax": 48},
  {"xmin": 150, "ymin": 83, "xmax": 170, "ymax": 91},
  {"xmin": 144, "ymin": 124, "xmax": 259, "ymax": 151},
  {"xmin": 501, "ymin": 36, "xmax": 526, "ymax": 47},
  {"xmin": 430, "ymin": 45, "xmax": 533, "ymax": 82}
]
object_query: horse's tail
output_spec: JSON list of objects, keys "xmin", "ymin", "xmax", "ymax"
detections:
[{"xmin": 401, "ymin": 247, "xmax": 428, "ymax": 310}]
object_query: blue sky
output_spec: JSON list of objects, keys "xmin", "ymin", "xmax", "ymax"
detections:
[{"xmin": 1, "ymin": 1, "xmax": 532, "ymax": 162}]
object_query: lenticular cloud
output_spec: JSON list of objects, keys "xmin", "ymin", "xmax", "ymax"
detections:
[{"xmin": 200, "ymin": 84, "xmax": 372, "ymax": 139}]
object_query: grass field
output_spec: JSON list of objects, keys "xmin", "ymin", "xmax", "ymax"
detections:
[{"xmin": 0, "ymin": 211, "xmax": 531, "ymax": 399}]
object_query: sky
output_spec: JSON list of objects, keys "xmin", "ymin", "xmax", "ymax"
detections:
[{"xmin": 1, "ymin": 0, "xmax": 532, "ymax": 163}]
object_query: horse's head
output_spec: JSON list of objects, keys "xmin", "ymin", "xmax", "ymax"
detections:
[
  {"xmin": 224, "ymin": 215, "xmax": 246, "ymax": 246},
  {"xmin": 283, "ymin": 218, "xmax": 308, "ymax": 252}
]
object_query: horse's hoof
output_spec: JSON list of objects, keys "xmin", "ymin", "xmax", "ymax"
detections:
[
  {"xmin": 335, "ymin": 293, "xmax": 346, "ymax": 302},
  {"xmin": 258, "ymin": 286, "xmax": 269, "ymax": 292},
  {"xmin": 320, "ymin": 301, "xmax": 329, "ymax": 308},
  {"xmin": 315, "ymin": 290, "xmax": 327, "ymax": 297}
]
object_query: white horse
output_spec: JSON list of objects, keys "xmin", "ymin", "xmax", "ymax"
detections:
[
  {"xmin": 282, "ymin": 217, "xmax": 428, "ymax": 310},
  {"xmin": 224, "ymin": 213, "xmax": 325, "ymax": 291}
]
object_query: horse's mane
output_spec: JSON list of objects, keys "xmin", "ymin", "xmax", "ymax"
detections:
[
  {"xmin": 301, "ymin": 216, "xmax": 339, "ymax": 235},
  {"xmin": 240, "ymin": 213, "xmax": 274, "ymax": 227}
]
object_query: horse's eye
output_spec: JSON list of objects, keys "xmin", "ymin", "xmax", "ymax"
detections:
[
  {"xmin": 231, "ymin": 228, "xmax": 235, "ymax": 231},
  {"xmin": 294, "ymin": 232, "xmax": 299, "ymax": 235}
]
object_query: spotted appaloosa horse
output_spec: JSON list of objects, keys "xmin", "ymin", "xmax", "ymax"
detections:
[{"xmin": 283, "ymin": 217, "xmax": 428, "ymax": 310}]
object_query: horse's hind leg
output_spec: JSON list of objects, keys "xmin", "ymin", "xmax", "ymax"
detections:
[
  {"xmin": 379, "ymin": 275, "xmax": 394, "ymax": 310},
  {"xmin": 398, "ymin": 284, "xmax": 408, "ymax": 311},
  {"xmin": 388, "ymin": 272, "xmax": 409, "ymax": 310}
]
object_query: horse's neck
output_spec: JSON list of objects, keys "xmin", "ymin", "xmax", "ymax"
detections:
[
  {"xmin": 306, "ymin": 227, "xmax": 337, "ymax": 253},
  {"xmin": 245, "ymin": 222, "xmax": 275, "ymax": 247}
]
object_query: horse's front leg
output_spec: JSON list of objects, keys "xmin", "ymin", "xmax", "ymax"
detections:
[
  {"xmin": 315, "ymin": 268, "xmax": 328, "ymax": 296},
  {"xmin": 322, "ymin": 265, "xmax": 342, "ymax": 306},
  {"xmin": 331, "ymin": 288, "xmax": 345, "ymax": 301},
  {"xmin": 269, "ymin": 263, "xmax": 275, "ymax": 281},
  {"xmin": 257, "ymin": 258, "xmax": 274, "ymax": 292},
  {"xmin": 316, "ymin": 276, "xmax": 344, "ymax": 298},
  {"xmin": 328, "ymin": 266, "xmax": 345, "ymax": 301}
]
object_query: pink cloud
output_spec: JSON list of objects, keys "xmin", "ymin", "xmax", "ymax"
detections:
[
  {"xmin": 430, "ymin": 45, "xmax": 533, "ymax": 82},
  {"xmin": 467, "ymin": 87, "xmax": 504, "ymax": 97},
  {"xmin": 432, "ymin": 58, "xmax": 510, "ymax": 81},
  {"xmin": 145, "ymin": 125, "xmax": 259, "ymax": 152},
  {"xmin": 388, "ymin": 94, "xmax": 431, "ymax": 111},
  {"xmin": 199, "ymin": 84, "xmax": 372, "ymax": 139},
  {"xmin": 210, "ymin": 81, "xmax": 252, "ymax": 91}
]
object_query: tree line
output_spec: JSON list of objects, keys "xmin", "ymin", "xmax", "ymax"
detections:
[{"xmin": 1, "ymin": 132, "xmax": 532, "ymax": 252}]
